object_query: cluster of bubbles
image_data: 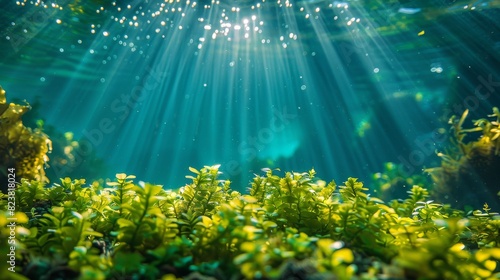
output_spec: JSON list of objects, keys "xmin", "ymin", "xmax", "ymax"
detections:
[
  {"xmin": 430, "ymin": 63, "xmax": 444, "ymax": 74},
  {"xmin": 11, "ymin": 0, "xmax": 364, "ymax": 52},
  {"xmin": 109, "ymin": 0, "xmax": 258, "ymax": 51},
  {"xmin": 6, "ymin": 0, "xmax": 370, "ymax": 85}
]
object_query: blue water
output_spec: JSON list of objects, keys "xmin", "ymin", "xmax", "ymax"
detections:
[{"xmin": 1, "ymin": 0, "xmax": 499, "ymax": 192}]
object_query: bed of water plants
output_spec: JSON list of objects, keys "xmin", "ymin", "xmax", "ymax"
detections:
[
  {"xmin": 1, "ymin": 167, "xmax": 500, "ymax": 280},
  {"xmin": 1, "ymin": 86, "xmax": 500, "ymax": 279}
]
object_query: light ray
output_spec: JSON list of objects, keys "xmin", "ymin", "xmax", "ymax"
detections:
[{"xmin": 2, "ymin": 0, "xmax": 498, "ymax": 190}]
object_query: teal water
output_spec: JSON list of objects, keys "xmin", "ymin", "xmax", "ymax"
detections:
[{"xmin": 1, "ymin": 0, "xmax": 499, "ymax": 194}]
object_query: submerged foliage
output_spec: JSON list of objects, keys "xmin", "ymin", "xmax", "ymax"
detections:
[
  {"xmin": 2, "ymin": 98, "xmax": 500, "ymax": 279},
  {"xmin": 0, "ymin": 85, "xmax": 107, "ymax": 190},
  {"xmin": 425, "ymin": 108, "xmax": 500, "ymax": 210},
  {"xmin": 0, "ymin": 86, "xmax": 52, "ymax": 191},
  {"xmin": 1, "ymin": 165, "xmax": 500, "ymax": 280}
]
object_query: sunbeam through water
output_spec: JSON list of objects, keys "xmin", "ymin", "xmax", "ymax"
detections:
[{"xmin": 1, "ymin": 0, "xmax": 499, "ymax": 193}]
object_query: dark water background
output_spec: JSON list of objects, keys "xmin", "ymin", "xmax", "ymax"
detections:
[{"xmin": 0, "ymin": 0, "xmax": 499, "ymax": 194}]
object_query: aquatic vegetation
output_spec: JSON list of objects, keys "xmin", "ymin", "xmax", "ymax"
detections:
[
  {"xmin": 0, "ymin": 86, "xmax": 106, "ymax": 192},
  {"xmin": 425, "ymin": 108, "xmax": 500, "ymax": 210},
  {"xmin": 0, "ymin": 86, "xmax": 52, "ymax": 192},
  {"xmin": 2, "ymin": 166, "xmax": 500, "ymax": 279},
  {"xmin": 1, "ymin": 0, "xmax": 499, "ymax": 278}
]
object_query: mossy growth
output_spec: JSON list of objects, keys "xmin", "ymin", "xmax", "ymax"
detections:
[
  {"xmin": 0, "ymin": 86, "xmax": 52, "ymax": 192},
  {"xmin": 425, "ymin": 108, "xmax": 500, "ymax": 210},
  {"xmin": 0, "ymin": 85, "xmax": 107, "ymax": 188},
  {"xmin": 1, "ymin": 165, "xmax": 500, "ymax": 280}
]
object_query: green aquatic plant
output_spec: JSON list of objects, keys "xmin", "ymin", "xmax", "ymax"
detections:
[
  {"xmin": 4, "ymin": 88, "xmax": 107, "ymax": 183},
  {"xmin": 24, "ymin": 206, "xmax": 103, "ymax": 258},
  {"xmin": 425, "ymin": 108, "xmax": 500, "ymax": 210},
  {"xmin": 256, "ymin": 169, "xmax": 331, "ymax": 233},
  {"xmin": 3, "ymin": 165, "xmax": 499, "ymax": 279},
  {"xmin": 467, "ymin": 203, "xmax": 500, "ymax": 249},
  {"xmin": 394, "ymin": 218, "xmax": 500, "ymax": 279},
  {"xmin": 167, "ymin": 165, "xmax": 233, "ymax": 235},
  {"xmin": 113, "ymin": 181, "xmax": 177, "ymax": 253},
  {"xmin": 15, "ymin": 179, "xmax": 46, "ymax": 211},
  {"xmin": 0, "ymin": 85, "xmax": 104, "ymax": 194},
  {"xmin": 0, "ymin": 86, "xmax": 52, "ymax": 192}
]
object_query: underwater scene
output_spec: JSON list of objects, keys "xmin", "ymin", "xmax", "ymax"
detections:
[{"xmin": 1, "ymin": 0, "xmax": 500, "ymax": 279}]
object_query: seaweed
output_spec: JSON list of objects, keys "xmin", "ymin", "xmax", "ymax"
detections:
[
  {"xmin": 0, "ymin": 86, "xmax": 52, "ymax": 192},
  {"xmin": 425, "ymin": 108, "xmax": 500, "ymax": 210},
  {"xmin": 0, "ymin": 86, "xmax": 106, "ymax": 193}
]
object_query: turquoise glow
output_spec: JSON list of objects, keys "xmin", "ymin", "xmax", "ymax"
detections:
[{"xmin": 1, "ymin": 0, "xmax": 499, "ymax": 191}]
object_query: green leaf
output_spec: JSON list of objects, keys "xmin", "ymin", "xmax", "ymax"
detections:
[{"xmin": 188, "ymin": 167, "xmax": 200, "ymax": 174}]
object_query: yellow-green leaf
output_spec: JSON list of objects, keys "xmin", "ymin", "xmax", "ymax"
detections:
[
  {"xmin": 262, "ymin": 221, "xmax": 277, "ymax": 230},
  {"xmin": 188, "ymin": 167, "xmax": 200, "ymax": 174},
  {"xmin": 332, "ymin": 248, "xmax": 354, "ymax": 266}
]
